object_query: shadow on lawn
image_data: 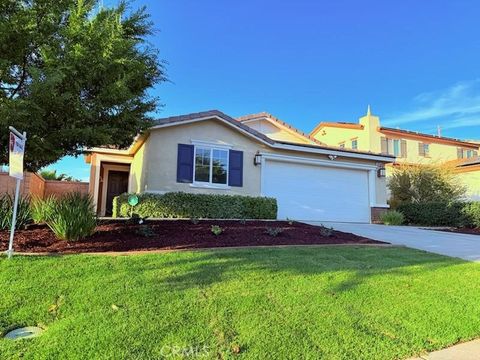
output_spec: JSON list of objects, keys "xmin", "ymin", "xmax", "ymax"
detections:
[{"xmin": 154, "ymin": 246, "xmax": 465, "ymax": 293}]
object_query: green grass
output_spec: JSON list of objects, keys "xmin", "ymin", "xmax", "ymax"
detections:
[{"xmin": 1, "ymin": 246, "xmax": 480, "ymax": 359}]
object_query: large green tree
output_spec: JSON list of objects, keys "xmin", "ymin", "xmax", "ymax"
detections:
[{"xmin": 0, "ymin": 0, "xmax": 165, "ymax": 171}]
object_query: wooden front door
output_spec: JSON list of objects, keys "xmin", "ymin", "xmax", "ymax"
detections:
[{"xmin": 106, "ymin": 171, "xmax": 129, "ymax": 216}]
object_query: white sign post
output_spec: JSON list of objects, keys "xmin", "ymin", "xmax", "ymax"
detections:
[{"xmin": 6, "ymin": 127, "xmax": 27, "ymax": 259}]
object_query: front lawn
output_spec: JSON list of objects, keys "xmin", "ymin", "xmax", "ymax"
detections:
[{"xmin": 1, "ymin": 247, "xmax": 480, "ymax": 359}]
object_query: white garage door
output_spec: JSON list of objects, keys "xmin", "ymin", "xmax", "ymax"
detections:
[{"xmin": 263, "ymin": 160, "xmax": 371, "ymax": 223}]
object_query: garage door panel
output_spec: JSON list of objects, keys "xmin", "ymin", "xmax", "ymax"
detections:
[{"xmin": 263, "ymin": 160, "xmax": 370, "ymax": 222}]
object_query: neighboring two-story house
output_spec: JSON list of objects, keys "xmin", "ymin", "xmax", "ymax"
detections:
[{"xmin": 311, "ymin": 106, "xmax": 480, "ymax": 200}]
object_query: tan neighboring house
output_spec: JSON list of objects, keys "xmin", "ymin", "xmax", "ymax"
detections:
[
  {"xmin": 85, "ymin": 110, "xmax": 394, "ymax": 222},
  {"xmin": 310, "ymin": 106, "xmax": 480, "ymax": 200}
]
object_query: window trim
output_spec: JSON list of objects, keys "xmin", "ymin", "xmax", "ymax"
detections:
[{"xmin": 192, "ymin": 145, "xmax": 230, "ymax": 188}]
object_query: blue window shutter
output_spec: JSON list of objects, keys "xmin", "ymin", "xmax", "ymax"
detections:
[
  {"xmin": 177, "ymin": 144, "xmax": 194, "ymax": 183},
  {"xmin": 228, "ymin": 150, "xmax": 243, "ymax": 187}
]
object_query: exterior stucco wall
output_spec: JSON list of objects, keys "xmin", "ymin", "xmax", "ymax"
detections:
[
  {"xmin": 314, "ymin": 127, "xmax": 365, "ymax": 149},
  {"xmin": 314, "ymin": 115, "xmax": 479, "ymax": 165},
  {"xmin": 130, "ymin": 141, "xmax": 147, "ymax": 193},
  {"xmin": 458, "ymin": 170, "xmax": 480, "ymax": 201},
  {"xmin": 144, "ymin": 120, "xmax": 266, "ymax": 196},
  {"xmin": 379, "ymin": 133, "xmax": 464, "ymax": 164}
]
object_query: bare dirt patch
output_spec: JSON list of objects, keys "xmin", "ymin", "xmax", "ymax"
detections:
[{"xmin": 0, "ymin": 220, "xmax": 386, "ymax": 254}]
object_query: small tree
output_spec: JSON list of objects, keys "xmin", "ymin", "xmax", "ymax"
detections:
[{"xmin": 388, "ymin": 163, "xmax": 466, "ymax": 205}]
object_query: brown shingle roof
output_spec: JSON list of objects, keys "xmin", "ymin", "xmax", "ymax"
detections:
[{"xmin": 379, "ymin": 127, "xmax": 479, "ymax": 148}]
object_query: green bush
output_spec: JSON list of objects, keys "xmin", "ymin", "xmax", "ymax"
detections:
[
  {"xmin": 113, "ymin": 192, "xmax": 277, "ymax": 219},
  {"xmin": 47, "ymin": 193, "xmax": 97, "ymax": 241},
  {"xmin": 0, "ymin": 194, "xmax": 31, "ymax": 230},
  {"xmin": 379, "ymin": 210, "xmax": 405, "ymax": 226},
  {"xmin": 389, "ymin": 163, "xmax": 466, "ymax": 205},
  {"xmin": 397, "ymin": 202, "xmax": 480, "ymax": 227},
  {"xmin": 31, "ymin": 196, "xmax": 57, "ymax": 224},
  {"xmin": 464, "ymin": 202, "xmax": 480, "ymax": 228}
]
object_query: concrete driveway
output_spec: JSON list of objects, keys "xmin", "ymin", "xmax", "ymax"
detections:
[{"xmin": 307, "ymin": 222, "xmax": 480, "ymax": 262}]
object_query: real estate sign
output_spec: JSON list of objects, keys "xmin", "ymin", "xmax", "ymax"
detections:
[{"xmin": 9, "ymin": 132, "xmax": 25, "ymax": 180}]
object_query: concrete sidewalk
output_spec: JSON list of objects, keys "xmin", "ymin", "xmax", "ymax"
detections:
[
  {"xmin": 408, "ymin": 339, "xmax": 480, "ymax": 359},
  {"xmin": 307, "ymin": 222, "xmax": 480, "ymax": 261}
]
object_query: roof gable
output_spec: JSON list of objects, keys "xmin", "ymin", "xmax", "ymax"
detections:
[{"xmin": 237, "ymin": 112, "xmax": 324, "ymax": 145}]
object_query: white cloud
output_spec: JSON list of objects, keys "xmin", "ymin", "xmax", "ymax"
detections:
[{"xmin": 383, "ymin": 79, "xmax": 480, "ymax": 130}]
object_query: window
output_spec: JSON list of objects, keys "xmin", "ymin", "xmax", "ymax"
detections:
[
  {"xmin": 419, "ymin": 143, "xmax": 429, "ymax": 157},
  {"xmin": 351, "ymin": 139, "xmax": 358, "ymax": 150},
  {"xmin": 393, "ymin": 139, "xmax": 401, "ymax": 157},
  {"xmin": 194, "ymin": 146, "xmax": 228, "ymax": 185},
  {"xmin": 339, "ymin": 142, "xmax": 345, "ymax": 149},
  {"xmin": 458, "ymin": 148, "xmax": 477, "ymax": 159},
  {"xmin": 381, "ymin": 137, "xmax": 406, "ymax": 157}
]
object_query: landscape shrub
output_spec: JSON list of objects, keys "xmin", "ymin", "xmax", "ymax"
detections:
[
  {"xmin": 47, "ymin": 193, "xmax": 96, "ymax": 241},
  {"xmin": 389, "ymin": 163, "xmax": 466, "ymax": 206},
  {"xmin": 31, "ymin": 196, "xmax": 57, "ymax": 224},
  {"xmin": 397, "ymin": 201, "xmax": 479, "ymax": 227},
  {"xmin": 463, "ymin": 202, "xmax": 480, "ymax": 228},
  {"xmin": 113, "ymin": 192, "xmax": 278, "ymax": 219},
  {"xmin": 211, "ymin": 225, "xmax": 223, "ymax": 236},
  {"xmin": 379, "ymin": 210, "xmax": 405, "ymax": 226},
  {"xmin": 0, "ymin": 194, "xmax": 31, "ymax": 230}
]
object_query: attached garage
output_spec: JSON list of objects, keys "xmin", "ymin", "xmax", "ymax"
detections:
[{"xmin": 261, "ymin": 155, "xmax": 376, "ymax": 223}]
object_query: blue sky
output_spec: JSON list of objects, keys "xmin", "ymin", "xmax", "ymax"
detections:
[{"xmin": 52, "ymin": 0, "xmax": 480, "ymax": 180}]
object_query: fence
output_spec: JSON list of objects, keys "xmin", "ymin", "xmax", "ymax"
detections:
[{"xmin": 0, "ymin": 172, "xmax": 88, "ymax": 198}]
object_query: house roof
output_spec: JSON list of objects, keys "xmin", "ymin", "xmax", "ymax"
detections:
[
  {"xmin": 152, "ymin": 110, "xmax": 276, "ymax": 145},
  {"xmin": 379, "ymin": 127, "xmax": 479, "ymax": 149},
  {"xmin": 87, "ymin": 110, "xmax": 394, "ymax": 162},
  {"xmin": 237, "ymin": 112, "xmax": 324, "ymax": 145},
  {"xmin": 456, "ymin": 156, "xmax": 480, "ymax": 168},
  {"xmin": 152, "ymin": 110, "xmax": 394, "ymax": 161},
  {"xmin": 311, "ymin": 119, "xmax": 479, "ymax": 149}
]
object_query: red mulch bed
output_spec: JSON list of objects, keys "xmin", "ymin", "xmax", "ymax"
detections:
[
  {"xmin": 436, "ymin": 227, "xmax": 480, "ymax": 235},
  {"xmin": 0, "ymin": 220, "xmax": 386, "ymax": 254}
]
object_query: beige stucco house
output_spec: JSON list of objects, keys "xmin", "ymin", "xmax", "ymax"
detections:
[
  {"xmin": 311, "ymin": 107, "xmax": 480, "ymax": 200},
  {"xmin": 85, "ymin": 110, "xmax": 394, "ymax": 222}
]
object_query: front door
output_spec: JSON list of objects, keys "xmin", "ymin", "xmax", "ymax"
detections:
[{"xmin": 106, "ymin": 171, "xmax": 129, "ymax": 216}]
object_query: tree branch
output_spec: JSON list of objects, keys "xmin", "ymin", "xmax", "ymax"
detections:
[{"xmin": 8, "ymin": 54, "xmax": 28, "ymax": 99}]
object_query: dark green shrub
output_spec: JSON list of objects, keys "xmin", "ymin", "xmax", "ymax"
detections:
[
  {"xmin": 379, "ymin": 210, "xmax": 405, "ymax": 226},
  {"xmin": 47, "ymin": 193, "xmax": 96, "ymax": 241},
  {"xmin": 397, "ymin": 202, "xmax": 478, "ymax": 227},
  {"xmin": 0, "ymin": 194, "xmax": 31, "ymax": 230},
  {"xmin": 31, "ymin": 196, "xmax": 57, "ymax": 224},
  {"xmin": 113, "ymin": 192, "xmax": 277, "ymax": 219},
  {"xmin": 463, "ymin": 202, "xmax": 480, "ymax": 228}
]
